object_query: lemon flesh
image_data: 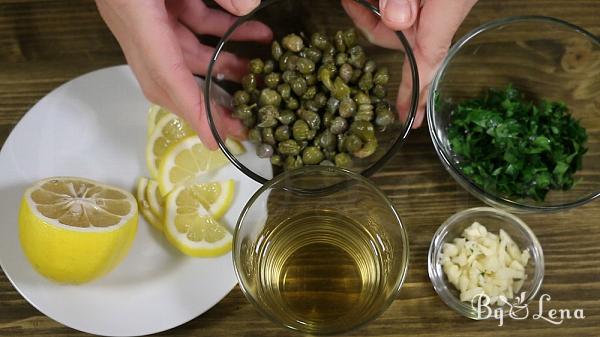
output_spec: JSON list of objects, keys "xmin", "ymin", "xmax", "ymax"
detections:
[
  {"xmin": 19, "ymin": 177, "xmax": 138, "ymax": 284},
  {"xmin": 158, "ymin": 136, "xmax": 228, "ymax": 195},
  {"xmin": 164, "ymin": 184, "xmax": 233, "ymax": 257},
  {"xmin": 136, "ymin": 177, "xmax": 163, "ymax": 232},
  {"xmin": 146, "ymin": 114, "xmax": 194, "ymax": 179}
]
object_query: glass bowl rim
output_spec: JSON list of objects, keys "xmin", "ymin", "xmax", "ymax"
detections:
[
  {"xmin": 426, "ymin": 15, "xmax": 600, "ymax": 212},
  {"xmin": 205, "ymin": 0, "xmax": 420, "ymax": 185},
  {"xmin": 232, "ymin": 165, "xmax": 410, "ymax": 334},
  {"xmin": 427, "ymin": 206, "xmax": 545, "ymax": 320}
]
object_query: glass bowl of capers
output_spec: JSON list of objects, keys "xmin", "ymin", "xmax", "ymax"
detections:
[{"xmin": 205, "ymin": 0, "xmax": 419, "ymax": 184}]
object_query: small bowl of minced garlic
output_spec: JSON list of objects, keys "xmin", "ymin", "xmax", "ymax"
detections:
[{"xmin": 428, "ymin": 207, "xmax": 544, "ymax": 319}]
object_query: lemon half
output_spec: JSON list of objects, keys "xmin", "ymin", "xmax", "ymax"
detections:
[{"xmin": 19, "ymin": 177, "xmax": 138, "ymax": 284}]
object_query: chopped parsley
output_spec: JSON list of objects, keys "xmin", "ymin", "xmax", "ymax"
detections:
[{"xmin": 447, "ymin": 85, "xmax": 588, "ymax": 201}]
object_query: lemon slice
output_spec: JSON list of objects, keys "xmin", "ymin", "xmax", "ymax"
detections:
[
  {"xmin": 147, "ymin": 104, "xmax": 170, "ymax": 137},
  {"xmin": 136, "ymin": 177, "xmax": 163, "ymax": 231},
  {"xmin": 165, "ymin": 184, "xmax": 233, "ymax": 257},
  {"xmin": 157, "ymin": 136, "xmax": 240, "ymax": 195},
  {"xmin": 145, "ymin": 179, "xmax": 165, "ymax": 218},
  {"xmin": 146, "ymin": 113, "xmax": 194, "ymax": 179},
  {"xmin": 19, "ymin": 177, "xmax": 138, "ymax": 284}
]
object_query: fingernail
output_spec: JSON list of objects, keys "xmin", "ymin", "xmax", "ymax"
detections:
[
  {"xmin": 383, "ymin": 0, "xmax": 412, "ymax": 26},
  {"xmin": 233, "ymin": 0, "xmax": 259, "ymax": 15}
]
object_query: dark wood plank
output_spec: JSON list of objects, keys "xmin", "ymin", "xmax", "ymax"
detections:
[{"xmin": 0, "ymin": 0, "xmax": 599, "ymax": 336}]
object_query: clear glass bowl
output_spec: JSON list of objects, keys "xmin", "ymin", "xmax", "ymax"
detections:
[
  {"xmin": 428, "ymin": 207, "xmax": 544, "ymax": 320},
  {"xmin": 427, "ymin": 16, "xmax": 600, "ymax": 212},
  {"xmin": 205, "ymin": 0, "xmax": 419, "ymax": 184},
  {"xmin": 233, "ymin": 166, "xmax": 409, "ymax": 334}
]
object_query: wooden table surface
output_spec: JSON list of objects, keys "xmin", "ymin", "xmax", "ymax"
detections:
[{"xmin": 1, "ymin": 0, "xmax": 599, "ymax": 336}]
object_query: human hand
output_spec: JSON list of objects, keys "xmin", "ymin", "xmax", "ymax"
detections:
[
  {"xmin": 96, "ymin": 0, "xmax": 272, "ymax": 149},
  {"xmin": 342, "ymin": 0, "xmax": 477, "ymax": 127}
]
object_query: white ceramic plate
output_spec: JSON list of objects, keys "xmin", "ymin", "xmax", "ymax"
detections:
[{"xmin": 0, "ymin": 65, "xmax": 268, "ymax": 336}]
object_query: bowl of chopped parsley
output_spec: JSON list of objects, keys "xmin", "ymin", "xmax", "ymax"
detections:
[{"xmin": 427, "ymin": 16, "xmax": 600, "ymax": 212}]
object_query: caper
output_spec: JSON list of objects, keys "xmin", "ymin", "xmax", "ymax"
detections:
[
  {"xmin": 277, "ymin": 109, "xmax": 296, "ymax": 125},
  {"xmin": 332, "ymin": 77, "xmax": 351, "ymax": 99},
  {"xmin": 264, "ymin": 60, "xmax": 275, "ymax": 74},
  {"xmin": 248, "ymin": 128, "xmax": 262, "ymax": 143},
  {"xmin": 286, "ymin": 97, "xmax": 299, "ymax": 110},
  {"xmin": 232, "ymin": 104, "xmax": 254, "ymax": 120},
  {"xmin": 264, "ymin": 72, "xmax": 280, "ymax": 88},
  {"xmin": 344, "ymin": 134, "xmax": 364, "ymax": 153},
  {"xmin": 339, "ymin": 63, "xmax": 353, "ymax": 83},
  {"xmin": 292, "ymin": 120, "xmax": 310, "ymax": 140},
  {"xmin": 355, "ymin": 104, "xmax": 374, "ymax": 121},
  {"xmin": 278, "ymin": 139, "xmax": 301, "ymax": 156},
  {"xmin": 302, "ymin": 146, "xmax": 325, "ymax": 165},
  {"xmin": 305, "ymin": 73, "xmax": 318, "ymax": 86},
  {"xmin": 350, "ymin": 68, "xmax": 362, "ymax": 84},
  {"xmin": 302, "ymin": 86, "xmax": 317, "ymax": 100},
  {"xmin": 296, "ymin": 57, "xmax": 315, "ymax": 75},
  {"xmin": 274, "ymin": 125, "xmax": 290, "ymax": 141},
  {"xmin": 373, "ymin": 67, "xmax": 390, "ymax": 85},
  {"xmin": 242, "ymin": 115, "xmax": 256, "ymax": 128},
  {"xmin": 277, "ymin": 83, "xmax": 291, "ymax": 99},
  {"xmin": 318, "ymin": 63, "xmax": 336, "ymax": 90},
  {"xmin": 326, "ymin": 97, "xmax": 340, "ymax": 113},
  {"xmin": 259, "ymin": 89, "xmax": 281, "ymax": 107},
  {"xmin": 336, "ymin": 53, "xmax": 348, "ymax": 66},
  {"xmin": 322, "ymin": 53, "xmax": 335, "ymax": 65},
  {"xmin": 282, "ymin": 70, "xmax": 299, "ymax": 83},
  {"xmin": 319, "ymin": 160, "xmax": 335, "ymax": 166},
  {"xmin": 242, "ymin": 73, "xmax": 257, "ymax": 91},
  {"xmin": 342, "ymin": 28, "xmax": 357, "ymax": 48},
  {"xmin": 258, "ymin": 104, "xmax": 278, "ymax": 120},
  {"xmin": 316, "ymin": 129, "xmax": 336, "ymax": 150},
  {"xmin": 261, "ymin": 127, "xmax": 275, "ymax": 145},
  {"xmin": 358, "ymin": 72, "xmax": 373, "ymax": 91},
  {"xmin": 304, "ymin": 47, "xmax": 322, "ymax": 63},
  {"xmin": 291, "ymin": 77, "xmax": 307, "ymax": 96},
  {"xmin": 323, "ymin": 43, "xmax": 337, "ymax": 56},
  {"xmin": 311, "ymin": 32, "xmax": 329, "ymax": 50},
  {"xmin": 334, "ymin": 30, "xmax": 346, "ymax": 52},
  {"xmin": 256, "ymin": 143, "xmax": 274, "ymax": 158},
  {"xmin": 371, "ymin": 96, "xmax": 382, "ymax": 104},
  {"xmin": 271, "ymin": 41, "xmax": 283, "ymax": 61},
  {"xmin": 271, "ymin": 154, "xmax": 283, "ymax": 166},
  {"xmin": 354, "ymin": 91, "xmax": 371, "ymax": 105},
  {"xmin": 282, "ymin": 33, "xmax": 304, "ymax": 52},
  {"xmin": 257, "ymin": 117, "xmax": 278, "ymax": 128},
  {"xmin": 372, "ymin": 84, "xmax": 386, "ymax": 98},
  {"xmin": 335, "ymin": 153, "xmax": 353, "ymax": 168},
  {"xmin": 304, "ymin": 100, "xmax": 319, "ymax": 112},
  {"xmin": 350, "ymin": 120, "xmax": 375, "ymax": 141},
  {"xmin": 364, "ymin": 60, "xmax": 377, "ymax": 73},
  {"xmin": 348, "ymin": 45, "xmax": 366, "ymax": 69},
  {"xmin": 330, "ymin": 116, "xmax": 348, "ymax": 135},
  {"xmin": 301, "ymin": 109, "xmax": 321, "ymax": 130},
  {"xmin": 279, "ymin": 52, "xmax": 298, "ymax": 71},
  {"xmin": 314, "ymin": 92, "xmax": 327, "ymax": 108},
  {"xmin": 284, "ymin": 155, "xmax": 303, "ymax": 170},
  {"xmin": 249, "ymin": 58, "xmax": 264, "ymax": 74},
  {"xmin": 353, "ymin": 139, "xmax": 378, "ymax": 158},
  {"xmin": 375, "ymin": 108, "xmax": 395, "ymax": 128},
  {"xmin": 233, "ymin": 90, "xmax": 250, "ymax": 106},
  {"xmin": 339, "ymin": 97, "xmax": 356, "ymax": 118}
]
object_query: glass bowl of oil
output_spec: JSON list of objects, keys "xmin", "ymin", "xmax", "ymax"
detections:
[{"xmin": 233, "ymin": 165, "xmax": 409, "ymax": 334}]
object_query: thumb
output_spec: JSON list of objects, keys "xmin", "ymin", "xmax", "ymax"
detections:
[{"xmin": 379, "ymin": 0, "xmax": 419, "ymax": 30}]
